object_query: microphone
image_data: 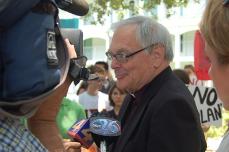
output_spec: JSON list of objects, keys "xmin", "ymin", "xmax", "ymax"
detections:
[
  {"xmin": 68, "ymin": 119, "xmax": 94, "ymax": 148},
  {"xmin": 68, "ymin": 115, "xmax": 121, "ymax": 151},
  {"xmin": 90, "ymin": 116, "xmax": 121, "ymax": 152},
  {"xmin": 55, "ymin": 0, "xmax": 89, "ymax": 16}
]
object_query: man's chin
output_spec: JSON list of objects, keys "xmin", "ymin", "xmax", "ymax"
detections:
[{"xmin": 116, "ymin": 81, "xmax": 128, "ymax": 91}]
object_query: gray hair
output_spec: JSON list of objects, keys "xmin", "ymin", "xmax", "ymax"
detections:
[{"xmin": 111, "ymin": 16, "xmax": 174, "ymax": 62}]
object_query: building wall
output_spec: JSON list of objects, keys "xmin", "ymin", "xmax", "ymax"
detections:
[{"xmin": 59, "ymin": 0, "xmax": 207, "ymax": 69}]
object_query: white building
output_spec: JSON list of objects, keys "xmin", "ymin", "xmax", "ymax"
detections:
[{"xmin": 59, "ymin": 0, "xmax": 207, "ymax": 69}]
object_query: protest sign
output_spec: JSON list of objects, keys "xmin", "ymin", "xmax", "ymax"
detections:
[{"xmin": 188, "ymin": 85, "xmax": 223, "ymax": 127}]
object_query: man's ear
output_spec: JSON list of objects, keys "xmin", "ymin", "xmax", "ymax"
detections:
[{"xmin": 150, "ymin": 46, "xmax": 165, "ymax": 68}]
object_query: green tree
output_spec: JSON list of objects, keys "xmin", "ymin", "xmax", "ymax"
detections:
[{"xmin": 83, "ymin": 0, "xmax": 200, "ymax": 24}]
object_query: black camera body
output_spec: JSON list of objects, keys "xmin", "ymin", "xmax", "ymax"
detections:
[
  {"xmin": 61, "ymin": 29, "xmax": 84, "ymax": 57},
  {"xmin": 69, "ymin": 57, "xmax": 89, "ymax": 85},
  {"xmin": 61, "ymin": 29, "xmax": 89, "ymax": 84}
]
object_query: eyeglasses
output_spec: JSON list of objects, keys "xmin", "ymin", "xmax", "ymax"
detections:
[{"xmin": 106, "ymin": 43, "xmax": 156, "ymax": 63}]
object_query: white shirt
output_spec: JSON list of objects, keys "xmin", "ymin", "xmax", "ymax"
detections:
[{"xmin": 78, "ymin": 91, "xmax": 112, "ymax": 117}]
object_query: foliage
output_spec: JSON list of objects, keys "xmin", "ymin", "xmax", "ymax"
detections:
[
  {"xmin": 83, "ymin": 0, "xmax": 200, "ymax": 25},
  {"xmin": 206, "ymin": 109, "xmax": 229, "ymax": 138}
]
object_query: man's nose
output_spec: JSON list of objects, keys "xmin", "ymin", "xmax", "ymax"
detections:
[{"xmin": 111, "ymin": 58, "xmax": 120, "ymax": 70}]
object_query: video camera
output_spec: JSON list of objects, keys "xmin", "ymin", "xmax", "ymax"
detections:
[
  {"xmin": 0, "ymin": 0, "xmax": 90, "ymax": 117},
  {"xmin": 57, "ymin": 0, "xmax": 90, "ymax": 85},
  {"xmin": 55, "ymin": 0, "xmax": 89, "ymax": 16},
  {"xmin": 61, "ymin": 29, "xmax": 90, "ymax": 85}
]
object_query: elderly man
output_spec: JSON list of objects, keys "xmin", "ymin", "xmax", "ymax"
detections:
[{"xmin": 106, "ymin": 16, "xmax": 206, "ymax": 152}]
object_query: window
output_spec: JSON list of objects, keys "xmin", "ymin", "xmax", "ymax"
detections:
[{"xmin": 180, "ymin": 31, "xmax": 195, "ymax": 56}]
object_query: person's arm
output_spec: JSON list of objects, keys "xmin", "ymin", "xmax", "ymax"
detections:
[{"xmin": 28, "ymin": 39, "xmax": 80, "ymax": 151}]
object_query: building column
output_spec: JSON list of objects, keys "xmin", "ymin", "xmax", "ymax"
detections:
[{"xmin": 174, "ymin": 33, "xmax": 181, "ymax": 68}]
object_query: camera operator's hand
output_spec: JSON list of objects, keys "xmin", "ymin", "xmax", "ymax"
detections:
[
  {"xmin": 28, "ymin": 38, "xmax": 79, "ymax": 151},
  {"xmin": 63, "ymin": 139, "xmax": 82, "ymax": 152},
  {"xmin": 65, "ymin": 38, "xmax": 77, "ymax": 59}
]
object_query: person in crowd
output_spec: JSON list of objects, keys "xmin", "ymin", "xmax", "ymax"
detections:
[
  {"xmin": 78, "ymin": 65, "xmax": 112, "ymax": 118},
  {"xmin": 104, "ymin": 83, "xmax": 126, "ymax": 119},
  {"xmin": 184, "ymin": 64, "xmax": 204, "ymax": 86},
  {"xmin": 56, "ymin": 97, "xmax": 86, "ymax": 139},
  {"xmin": 95, "ymin": 61, "xmax": 115, "ymax": 94},
  {"xmin": 173, "ymin": 69, "xmax": 191, "ymax": 84},
  {"xmin": 199, "ymin": 0, "xmax": 229, "ymax": 151},
  {"xmin": 106, "ymin": 16, "xmax": 206, "ymax": 152},
  {"xmin": 0, "ymin": 39, "xmax": 82, "ymax": 152},
  {"xmin": 66, "ymin": 81, "xmax": 88, "ymax": 103},
  {"xmin": 28, "ymin": 39, "xmax": 82, "ymax": 152},
  {"xmin": 77, "ymin": 81, "xmax": 88, "ymax": 95}
]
